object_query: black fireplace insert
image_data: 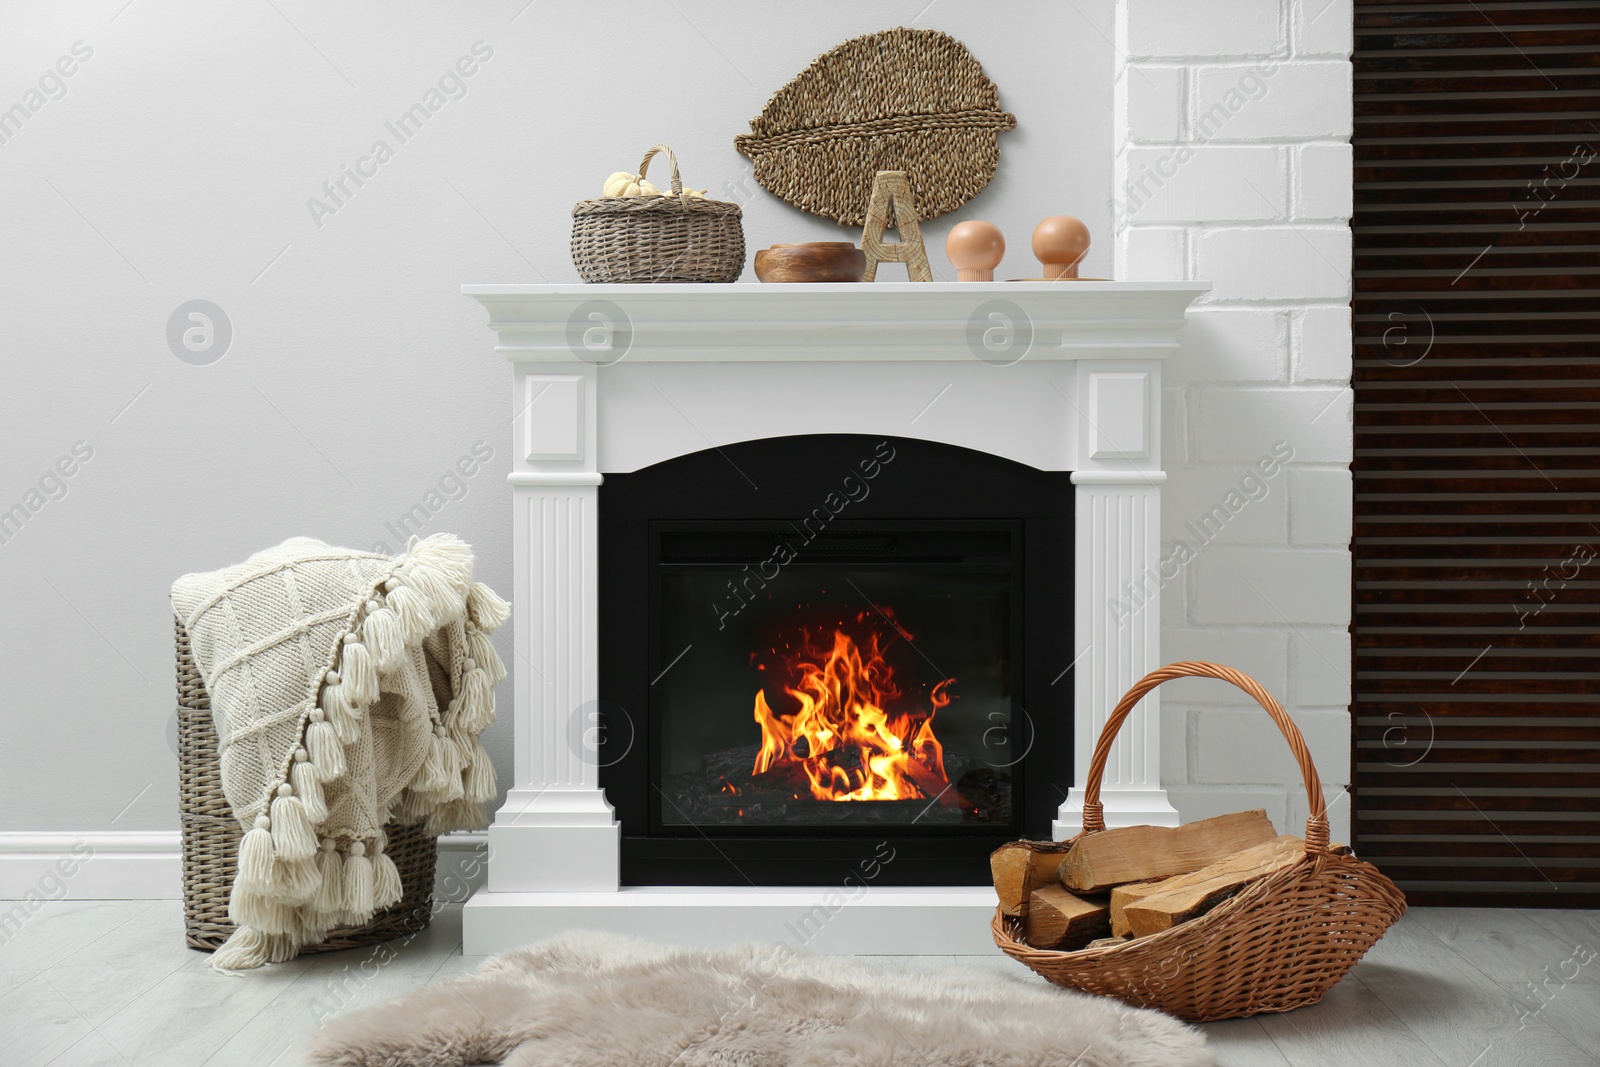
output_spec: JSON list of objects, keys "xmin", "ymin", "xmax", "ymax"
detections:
[{"xmin": 597, "ymin": 434, "xmax": 1073, "ymax": 886}]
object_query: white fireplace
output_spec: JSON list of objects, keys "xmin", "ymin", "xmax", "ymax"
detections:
[{"xmin": 460, "ymin": 281, "xmax": 1206, "ymax": 955}]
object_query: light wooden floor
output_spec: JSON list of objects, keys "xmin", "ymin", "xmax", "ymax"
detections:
[{"xmin": 2, "ymin": 900, "xmax": 1597, "ymax": 1066}]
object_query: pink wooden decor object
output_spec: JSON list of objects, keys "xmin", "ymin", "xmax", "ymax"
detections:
[
  {"xmin": 1033, "ymin": 216, "xmax": 1091, "ymax": 279},
  {"xmin": 946, "ymin": 220, "xmax": 1006, "ymax": 282}
]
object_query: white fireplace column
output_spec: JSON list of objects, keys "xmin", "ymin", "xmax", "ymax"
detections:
[
  {"xmin": 1054, "ymin": 363, "xmax": 1182, "ymax": 837},
  {"xmin": 490, "ymin": 366, "xmax": 621, "ymax": 892},
  {"xmin": 462, "ymin": 282, "xmax": 1204, "ymax": 955}
]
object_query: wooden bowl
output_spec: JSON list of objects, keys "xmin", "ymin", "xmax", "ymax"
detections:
[{"xmin": 753, "ymin": 242, "xmax": 866, "ymax": 282}]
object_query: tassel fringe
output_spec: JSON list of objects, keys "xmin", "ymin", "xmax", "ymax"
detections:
[
  {"xmin": 404, "ymin": 535, "xmax": 475, "ymax": 593},
  {"xmin": 210, "ymin": 927, "xmax": 300, "ymax": 972},
  {"xmin": 414, "ymin": 733, "xmax": 453, "ymax": 796},
  {"xmin": 361, "ymin": 606, "xmax": 405, "ymax": 669},
  {"xmin": 237, "ymin": 816, "xmax": 276, "ymax": 890},
  {"xmin": 466, "ymin": 628, "xmax": 507, "ymax": 685},
  {"xmin": 340, "ymin": 637, "xmax": 377, "ymax": 706},
  {"xmin": 464, "ymin": 739, "xmax": 497, "ymax": 803},
  {"xmin": 466, "ymin": 581, "xmax": 511, "ymax": 631},
  {"xmin": 290, "ymin": 757, "xmax": 327, "ymax": 823},
  {"xmin": 223, "ymin": 534, "xmax": 510, "ymax": 969},
  {"xmin": 425, "ymin": 796, "xmax": 490, "ymax": 836},
  {"xmin": 384, "ymin": 585, "xmax": 436, "ymax": 641},
  {"xmin": 322, "ymin": 684, "xmax": 362, "ymax": 744},
  {"xmin": 314, "ymin": 844, "xmax": 344, "ymax": 915},
  {"xmin": 373, "ymin": 852, "xmax": 403, "ymax": 910},
  {"xmin": 305, "ymin": 718, "xmax": 346, "ymax": 779},
  {"xmin": 270, "ymin": 792, "xmax": 318, "ymax": 862},
  {"xmin": 392, "ymin": 789, "xmax": 432, "ymax": 826},
  {"xmin": 455, "ymin": 669, "xmax": 495, "ymax": 734},
  {"xmin": 273, "ymin": 855, "xmax": 320, "ymax": 905},
  {"xmin": 228, "ymin": 881, "xmax": 301, "ymax": 935},
  {"xmin": 341, "ymin": 843, "xmax": 375, "ymax": 925}
]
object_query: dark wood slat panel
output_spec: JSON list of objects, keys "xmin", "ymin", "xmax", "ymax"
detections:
[
  {"xmin": 1357, "ymin": 139, "xmax": 1600, "ymax": 160},
  {"xmin": 1360, "ymin": 4, "xmax": 1600, "ymax": 31},
  {"xmin": 1358, "ymin": 770, "xmax": 1600, "ymax": 789},
  {"xmin": 1370, "ymin": 865, "xmax": 1600, "ymax": 884},
  {"xmin": 1363, "ymin": 668, "xmax": 1600, "ymax": 694},
  {"xmin": 1357, "ymin": 637, "xmax": 1600, "ymax": 652},
  {"xmin": 1357, "ymin": 124, "xmax": 1600, "ymax": 144},
  {"xmin": 1358, "ymin": 824, "xmax": 1600, "ymax": 839},
  {"xmin": 1390, "ymin": 887, "xmax": 1600, "ymax": 906},
  {"xmin": 1354, "ymin": 705, "xmax": 1600, "ymax": 720},
  {"xmin": 1354, "ymin": 526, "xmax": 1600, "ymax": 542},
  {"xmin": 1359, "ymin": 841, "xmax": 1600, "ymax": 858},
  {"xmin": 1356, "ymin": 795, "xmax": 1600, "ymax": 814},
  {"xmin": 1358, "ymin": 97, "xmax": 1600, "ymax": 118},
  {"xmin": 1352, "ymin": 0, "xmax": 1600, "ymax": 902},
  {"xmin": 1355, "ymin": 541, "xmax": 1600, "ymax": 557},
  {"xmin": 1359, "ymin": 75, "xmax": 1600, "ymax": 93},
  {"xmin": 1355, "ymin": 378, "xmax": 1600, "ymax": 390}
]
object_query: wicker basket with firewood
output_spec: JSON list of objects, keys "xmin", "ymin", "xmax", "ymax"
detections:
[{"xmin": 990, "ymin": 661, "xmax": 1406, "ymax": 1022}]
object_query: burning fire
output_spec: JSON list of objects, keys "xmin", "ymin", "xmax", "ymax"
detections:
[{"xmin": 751, "ymin": 619, "xmax": 954, "ymax": 802}]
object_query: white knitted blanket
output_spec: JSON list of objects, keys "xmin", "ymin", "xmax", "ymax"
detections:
[{"xmin": 170, "ymin": 534, "xmax": 508, "ymax": 970}]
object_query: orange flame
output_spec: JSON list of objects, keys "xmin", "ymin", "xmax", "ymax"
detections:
[{"xmin": 751, "ymin": 623, "xmax": 954, "ymax": 802}]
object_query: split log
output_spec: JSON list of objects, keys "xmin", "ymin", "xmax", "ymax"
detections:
[
  {"xmin": 1109, "ymin": 881, "xmax": 1164, "ymax": 938},
  {"xmin": 1058, "ymin": 809, "xmax": 1278, "ymax": 893},
  {"xmin": 1023, "ymin": 885, "xmax": 1110, "ymax": 950},
  {"xmin": 990, "ymin": 839, "xmax": 1071, "ymax": 917},
  {"xmin": 1122, "ymin": 835, "xmax": 1305, "ymax": 938},
  {"xmin": 1085, "ymin": 935, "xmax": 1131, "ymax": 950}
]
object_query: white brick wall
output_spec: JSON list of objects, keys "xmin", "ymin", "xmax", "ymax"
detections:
[
  {"xmin": 1125, "ymin": 146, "xmax": 1287, "ymax": 223},
  {"xmin": 1195, "ymin": 227, "xmax": 1352, "ymax": 301},
  {"xmin": 1128, "ymin": 0, "xmax": 1283, "ymax": 57},
  {"xmin": 1192, "ymin": 63, "xmax": 1352, "ymax": 141},
  {"xmin": 1115, "ymin": 0, "xmax": 1354, "ymax": 842}
]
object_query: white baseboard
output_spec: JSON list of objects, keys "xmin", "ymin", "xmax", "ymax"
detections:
[
  {"xmin": 0, "ymin": 831, "xmax": 488, "ymax": 902},
  {"xmin": 0, "ymin": 832, "xmax": 181, "ymax": 900},
  {"xmin": 463, "ymin": 885, "xmax": 1002, "ymax": 957}
]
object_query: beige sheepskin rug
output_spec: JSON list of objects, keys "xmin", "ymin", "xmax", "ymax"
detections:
[{"xmin": 307, "ymin": 931, "xmax": 1215, "ymax": 1067}]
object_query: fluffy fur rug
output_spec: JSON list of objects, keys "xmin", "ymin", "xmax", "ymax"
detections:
[{"xmin": 307, "ymin": 932, "xmax": 1214, "ymax": 1067}]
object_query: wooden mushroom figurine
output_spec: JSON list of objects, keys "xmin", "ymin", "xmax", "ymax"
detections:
[
  {"xmin": 946, "ymin": 221, "xmax": 1006, "ymax": 282},
  {"xmin": 1032, "ymin": 216, "xmax": 1091, "ymax": 279}
]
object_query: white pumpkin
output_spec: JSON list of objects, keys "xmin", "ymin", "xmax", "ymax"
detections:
[
  {"xmin": 673, "ymin": 187, "xmax": 708, "ymax": 199},
  {"xmin": 602, "ymin": 171, "xmax": 661, "ymax": 197}
]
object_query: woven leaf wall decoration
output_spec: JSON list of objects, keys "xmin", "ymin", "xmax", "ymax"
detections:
[{"xmin": 734, "ymin": 27, "xmax": 1017, "ymax": 226}]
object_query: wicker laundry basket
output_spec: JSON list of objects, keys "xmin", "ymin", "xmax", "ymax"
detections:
[
  {"xmin": 571, "ymin": 143, "xmax": 745, "ymax": 283},
  {"xmin": 993, "ymin": 661, "xmax": 1406, "ymax": 1022},
  {"xmin": 176, "ymin": 618, "xmax": 436, "ymax": 953}
]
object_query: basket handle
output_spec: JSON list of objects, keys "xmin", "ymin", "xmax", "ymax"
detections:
[
  {"xmin": 1080, "ymin": 661, "xmax": 1330, "ymax": 856},
  {"xmin": 637, "ymin": 143, "xmax": 684, "ymax": 197}
]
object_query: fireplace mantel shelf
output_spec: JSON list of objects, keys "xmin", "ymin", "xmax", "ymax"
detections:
[
  {"xmin": 461, "ymin": 278, "xmax": 1208, "ymax": 956},
  {"xmin": 462, "ymin": 281, "xmax": 1208, "ymax": 363}
]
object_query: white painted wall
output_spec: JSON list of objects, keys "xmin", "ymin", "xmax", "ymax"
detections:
[
  {"xmin": 0, "ymin": 0, "xmax": 1354, "ymax": 874},
  {"xmin": 1116, "ymin": 0, "xmax": 1355, "ymax": 843},
  {"xmin": 0, "ymin": 0, "xmax": 1113, "ymax": 840}
]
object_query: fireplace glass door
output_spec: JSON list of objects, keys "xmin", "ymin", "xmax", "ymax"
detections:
[
  {"xmin": 651, "ymin": 522, "xmax": 1022, "ymax": 836},
  {"xmin": 597, "ymin": 433, "xmax": 1071, "ymax": 885}
]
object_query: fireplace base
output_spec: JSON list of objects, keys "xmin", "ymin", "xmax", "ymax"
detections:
[
  {"xmin": 463, "ymin": 885, "xmax": 1000, "ymax": 956},
  {"xmin": 486, "ymin": 820, "xmax": 619, "ymax": 893}
]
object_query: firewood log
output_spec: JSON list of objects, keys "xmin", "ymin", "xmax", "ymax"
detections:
[
  {"xmin": 1085, "ymin": 935, "xmax": 1131, "ymax": 950},
  {"xmin": 1121, "ymin": 835, "xmax": 1305, "ymax": 938},
  {"xmin": 990, "ymin": 839, "xmax": 1070, "ymax": 916},
  {"xmin": 1109, "ymin": 881, "xmax": 1163, "ymax": 938},
  {"xmin": 1058, "ymin": 809, "xmax": 1277, "ymax": 893},
  {"xmin": 1023, "ymin": 885, "xmax": 1110, "ymax": 950}
]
